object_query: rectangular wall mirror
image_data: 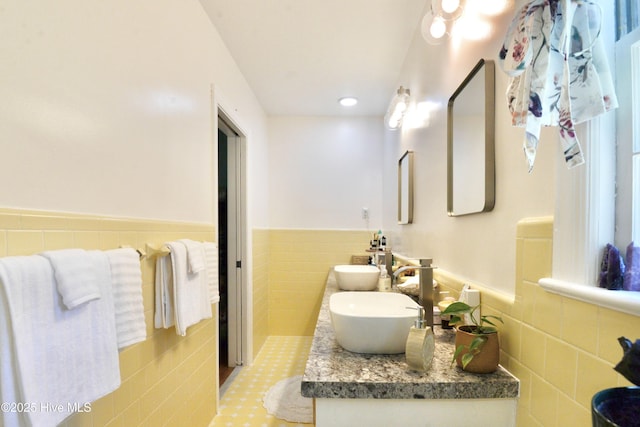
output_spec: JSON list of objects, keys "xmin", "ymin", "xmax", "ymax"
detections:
[
  {"xmin": 447, "ymin": 58, "xmax": 495, "ymax": 216},
  {"xmin": 398, "ymin": 150, "xmax": 414, "ymax": 224}
]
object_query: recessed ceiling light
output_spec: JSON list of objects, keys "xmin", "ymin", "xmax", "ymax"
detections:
[{"xmin": 339, "ymin": 97, "xmax": 358, "ymax": 107}]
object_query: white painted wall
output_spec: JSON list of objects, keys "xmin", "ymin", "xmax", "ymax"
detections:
[
  {"xmin": 383, "ymin": 5, "xmax": 557, "ymax": 296},
  {"xmin": 0, "ymin": 0, "xmax": 557, "ymax": 297},
  {"xmin": 0, "ymin": 0, "xmax": 268, "ymax": 226},
  {"xmin": 268, "ymin": 116, "xmax": 384, "ymax": 230}
]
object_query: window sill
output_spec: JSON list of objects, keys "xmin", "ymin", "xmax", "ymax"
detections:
[{"xmin": 539, "ymin": 278, "xmax": 640, "ymax": 316}]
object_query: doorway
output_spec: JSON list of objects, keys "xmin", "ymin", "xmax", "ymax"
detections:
[{"xmin": 217, "ymin": 115, "xmax": 245, "ymax": 385}]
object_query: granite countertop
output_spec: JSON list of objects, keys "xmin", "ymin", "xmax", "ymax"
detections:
[{"xmin": 301, "ymin": 271, "xmax": 520, "ymax": 400}]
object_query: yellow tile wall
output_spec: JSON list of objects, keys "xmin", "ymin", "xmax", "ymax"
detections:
[
  {"xmin": 435, "ymin": 216, "xmax": 640, "ymax": 427},
  {"xmin": 252, "ymin": 228, "xmax": 269, "ymax": 358},
  {"xmin": 0, "ymin": 208, "xmax": 218, "ymax": 427},
  {"xmin": 267, "ymin": 229, "xmax": 371, "ymax": 336}
]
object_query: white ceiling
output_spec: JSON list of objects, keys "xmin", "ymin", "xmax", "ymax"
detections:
[{"xmin": 199, "ymin": 0, "xmax": 428, "ymax": 116}]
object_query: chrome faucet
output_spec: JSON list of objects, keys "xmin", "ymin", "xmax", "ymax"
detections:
[{"xmin": 393, "ymin": 258, "xmax": 435, "ymax": 328}]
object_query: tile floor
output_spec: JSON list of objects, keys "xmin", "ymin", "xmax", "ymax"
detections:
[{"xmin": 209, "ymin": 336, "xmax": 314, "ymax": 427}]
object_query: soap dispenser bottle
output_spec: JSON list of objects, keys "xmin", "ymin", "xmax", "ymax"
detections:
[
  {"xmin": 405, "ymin": 306, "xmax": 435, "ymax": 372},
  {"xmin": 377, "ymin": 263, "xmax": 391, "ymax": 292}
]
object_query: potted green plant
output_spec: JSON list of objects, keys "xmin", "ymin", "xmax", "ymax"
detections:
[{"xmin": 441, "ymin": 301, "xmax": 503, "ymax": 373}]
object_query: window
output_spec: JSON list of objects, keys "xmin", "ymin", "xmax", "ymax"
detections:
[
  {"xmin": 615, "ymin": 0, "xmax": 639, "ymax": 41},
  {"xmin": 539, "ymin": 1, "xmax": 640, "ymax": 315},
  {"xmin": 615, "ymin": 0, "xmax": 640, "ymax": 248}
]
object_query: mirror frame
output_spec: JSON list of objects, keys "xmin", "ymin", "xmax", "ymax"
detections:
[
  {"xmin": 447, "ymin": 58, "xmax": 496, "ymax": 217},
  {"xmin": 398, "ymin": 150, "xmax": 414, "ymax": 224}
]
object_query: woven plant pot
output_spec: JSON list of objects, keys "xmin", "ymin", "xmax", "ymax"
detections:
[{"xmin": 454, "ymin": 325, "xmax": 500, "ymax": 374}]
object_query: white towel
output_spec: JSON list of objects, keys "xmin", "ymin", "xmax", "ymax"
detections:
[
  {"xmin": 166, "ymin": 241, "xmax": 212, "ymax": 336},
  {"xmin": 203, "ymin": 242, "xmax": 220, "ymax": 303},
  {"xmin": 178, "ymin": 239, "xmax": 206, "ymax": 274},
  {"xmin": 0, "ymin": 263, "xmax": 24, "ymax": 427},
  {"xmin": 0, "ymin": 253, "xmax": 120, "ymax": 427},
  {"xmin": 106, "ymin": 248, "xmax": 146, "ymax": 350},
  {"xmin": 40, "ymin": 248, "xmax": 101, "ymax": 309},
  {"xmin": 154, "ymin": 253, "xmax": 175, "ymax": 329}
]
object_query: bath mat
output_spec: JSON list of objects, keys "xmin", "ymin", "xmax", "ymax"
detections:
[{"xmin": 262, "ymin": 375, "xmax": 313, "ymax": 424}]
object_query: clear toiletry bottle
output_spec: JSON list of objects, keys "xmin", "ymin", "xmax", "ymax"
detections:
[
  {"xmin": 405, "ymin": 306, "xmax": 435, "ymax": 372},
  {"xmin": 377, "ymin": 264, "xmax": 391, "ymax": 291}
]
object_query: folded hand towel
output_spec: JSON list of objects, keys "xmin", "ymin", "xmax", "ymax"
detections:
[
  {"xmin": 154, "ymin": 253, "xmax": 175, "ymax": 329},
  {"xmin": 106, "ymin": 248, "xmax": 146, "ymax": 350},
  {"xmin": 40, "ymin": 249, "xmax": 101, "ymax": 309},
  {"xmin": 167, "ymin": 241, "xmax": 212, "ymax": 336},
  {"xmin": 178, "ymin": 239, "xmax": 206, "ymax": 274},
  {"xmin": 0, "ymin": 252, "xmax": 120, "ymax": 427},
  {"xmin": 203, "ymin": 242, "xmax": 220, "ymax": 303}
]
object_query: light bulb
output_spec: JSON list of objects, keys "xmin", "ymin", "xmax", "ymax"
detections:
[
  {"xmin": 421, "ymin": 10, "xmax": 451, "ymax": 45},
  {"xmin": 441, "ymin": 0, "xmax": 460, "ymax": 14},
  {"xmin": 433, "ymin": 0, "xmax": 466, "ymax": 20},
  {"xmin": 430, "ymin": 17, "xmax": 447, "ymax": 39}
]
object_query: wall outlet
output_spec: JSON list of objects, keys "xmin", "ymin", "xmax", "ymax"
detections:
[{"xmin": 362, "ymin": 207, "xmax": 369, "ymax": 220}]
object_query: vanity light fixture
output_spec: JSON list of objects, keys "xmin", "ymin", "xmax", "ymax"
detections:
[
  {"xmin": 385, "ymin": 86, "xmax": 411, "ymax": 130},
  {"xmin": 339, "ymin": 97, "xmax": 358, "ymax": 107},
  {"xmin": 420, "ymin": 0, "xmax": 466, "ymax": 45},
  {"xmin": 422, "ymin": 0, "xmax": 511, "ymax": 45}
]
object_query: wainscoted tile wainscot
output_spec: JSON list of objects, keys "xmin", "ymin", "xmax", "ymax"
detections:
[{"xmin": 0, "ymin": 208, "xmax": 217, "ymax": 427}]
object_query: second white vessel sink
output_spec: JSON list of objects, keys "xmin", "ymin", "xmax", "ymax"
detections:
[{"xmin": 333, "ymin": 265, "xmax": 380, "ymax": 291}]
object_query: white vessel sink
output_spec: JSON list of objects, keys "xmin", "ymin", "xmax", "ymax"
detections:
[
  {"xmin": 334, "ymin": 265, "xmax": 380, "ymax": 291},
  {"xmin": 330, "ymin": 291, "xmax": 419, "ymax": 354}
]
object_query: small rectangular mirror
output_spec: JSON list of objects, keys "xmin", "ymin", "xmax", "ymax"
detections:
[
  {"xmin": 398, "ymin": 150, "xmax": 414, "ymax": 224},
  {"xmin": 447, "ymin": 58, "xmax": 495, "ymax": 216}
]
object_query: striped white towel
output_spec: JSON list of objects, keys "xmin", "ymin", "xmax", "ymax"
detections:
[
  {"xmin": 203, "ymin": 242, "xmax": 219, "ymax": 303},
  {"xmin": 106, "ymin": 248, "xmax": 146, "ymax": 350}
]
